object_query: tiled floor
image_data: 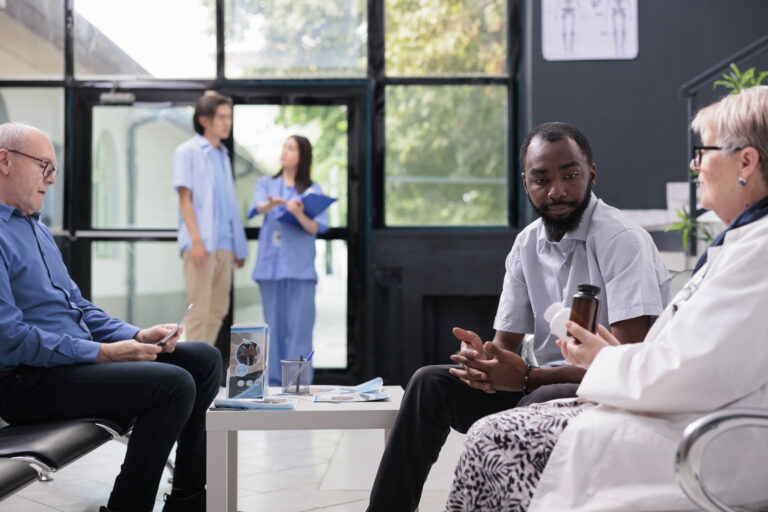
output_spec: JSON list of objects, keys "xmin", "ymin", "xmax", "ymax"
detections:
[{"xmin": 3, "ymin": 410, "xmax": 465, "ymax": 512}]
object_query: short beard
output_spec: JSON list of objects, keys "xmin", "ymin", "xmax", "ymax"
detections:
[{"xmin": 530, "ymin": 187, "xmax": 592, "ymax": 238}]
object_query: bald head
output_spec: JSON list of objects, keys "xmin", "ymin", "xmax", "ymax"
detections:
[{"xmin": 0, "ymin": 123, "xmax": 57, "ymax": 216}]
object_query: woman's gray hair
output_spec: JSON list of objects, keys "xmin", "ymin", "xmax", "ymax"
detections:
[
  {"xmin": 0, "ymin": 122, "xmax": 36, "ymax": 151},
  {"xmin": 691, "ymin": 85, "xmax": 768, "ymax": 186}
]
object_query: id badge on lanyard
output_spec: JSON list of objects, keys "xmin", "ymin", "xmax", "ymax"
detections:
[{"xmin": 272, "ymin": 179, "xmax": 293, "ymax": 247}]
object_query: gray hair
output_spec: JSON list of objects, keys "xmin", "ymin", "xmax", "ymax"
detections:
[
  {"xmin": 691, "ymin": 85, "xmax": 768, "ymax": 187},
  {"xmin": 0, "ymin": 122, "xmax": 38, "ymax": 151}
]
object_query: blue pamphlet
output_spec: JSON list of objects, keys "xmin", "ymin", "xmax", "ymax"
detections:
[
  {"xmin": 227, "ymin": 324, "xmax": 269, "ymax": 399},
  {"xmin": 277, "ymin": 193, "xmax": 336, "ymax": 227},
  {"xmin": 213, "ymin": 398, "xmax": 296, "ymax": 410}
]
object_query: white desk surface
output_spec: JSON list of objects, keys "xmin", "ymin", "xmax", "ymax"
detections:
[
  {"xmin": 206, "ymin": 385, "xmax": 404, "ymax": 512},
  {"xmin": 206, "ymin": 385, "xmax": 405, "ymax": 431}
]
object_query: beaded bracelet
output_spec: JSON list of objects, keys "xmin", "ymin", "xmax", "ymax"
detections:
[{"xmin": 522, "ymin": 363, "xmax": 533, "ymax": 395}]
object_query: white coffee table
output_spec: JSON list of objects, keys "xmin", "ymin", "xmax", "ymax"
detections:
[{"xmin": 206, "ymin": 385, "xmax": 404, "ymax": 512}]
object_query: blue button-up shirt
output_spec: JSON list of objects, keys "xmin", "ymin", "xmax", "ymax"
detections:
[
  {"xmin": 247, "ymin": 176, "xmax": 329, "ymax": 282},
  {"xmin": 210, "ymin": 148, "xmax": 234, "ymax": 251},
  {"xmin": 0, "ymin": 204, "xmax": 140, "ymax": 371},
  {"xmin": 172, "ymin": 135, "xmax": 248, "ymax": 259}
]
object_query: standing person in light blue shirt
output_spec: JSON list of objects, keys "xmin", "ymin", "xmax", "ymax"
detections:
[
  {"xmin": 173, "ymin": 92, "xmax": 248, "ymax": 345},
  {"xmin": 247, "ymin": 135, "xmax": 329, "ymax": 386}
]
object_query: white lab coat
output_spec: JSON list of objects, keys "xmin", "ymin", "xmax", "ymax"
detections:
[{"xmin": 529, "ymin": 215, "xmax": 768, "ymax": 511}]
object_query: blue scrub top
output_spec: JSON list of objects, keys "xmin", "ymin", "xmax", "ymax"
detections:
[{"xmin": 248, "ymin": 176, "xmax": 329, "ymax": 282}]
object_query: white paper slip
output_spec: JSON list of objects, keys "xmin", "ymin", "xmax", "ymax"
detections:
[{"xmin": 312, "ymin": 377, "xmax": 390, "ymax": 402}]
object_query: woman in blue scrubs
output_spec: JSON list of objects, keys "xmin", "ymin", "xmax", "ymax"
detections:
[{"xmin": 247, "ymin": 135, "xmax": 328, "ymax": 386}]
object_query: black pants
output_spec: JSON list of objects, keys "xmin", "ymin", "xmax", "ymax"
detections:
[
  {"xmin": 367, "ymin": 364, "xmax": 579, "ymax": 512},
  {"xmin": 0, "ymin": 342, "xmax": 221, "ymax": 512}
]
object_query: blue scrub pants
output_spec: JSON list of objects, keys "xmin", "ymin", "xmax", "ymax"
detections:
[{"xmin": 258, "ymin": 279, "xmax": 316, "ymax": 387}]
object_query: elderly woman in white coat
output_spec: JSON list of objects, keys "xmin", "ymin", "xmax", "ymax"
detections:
[{"xmin": 446, "ymin": 86, "xmax": 768, "ymax": 511}]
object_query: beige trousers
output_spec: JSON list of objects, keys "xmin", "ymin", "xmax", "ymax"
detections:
[{"xmin": 182, "ymin": 249, "xmax": 233, "ymax": 344}]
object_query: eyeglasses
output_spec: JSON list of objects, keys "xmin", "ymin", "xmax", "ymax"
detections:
[
  {"xmin": 6, "ymin": 149, "xmax": 58, "ymax": 178},
  {"xmin": 691, "ymin": 145, "xmax": 743, "ymax": 168}
]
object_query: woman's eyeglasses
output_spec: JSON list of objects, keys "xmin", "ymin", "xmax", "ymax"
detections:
[{"xmin": 691, "ymin": 145, "xmax": 743, "ymax": 168}]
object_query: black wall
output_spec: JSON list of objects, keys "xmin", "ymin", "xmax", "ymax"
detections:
[
  {"xmin": 370, "ymin": 230, "xmax": 518, "ymax": 384},
  {"xmin": 525, "ymin": 0, "xmax": 768, "ymax": 210},
  {"xmin": 369, "ymin": 0, "xmax": 768, "ymax": 386}
]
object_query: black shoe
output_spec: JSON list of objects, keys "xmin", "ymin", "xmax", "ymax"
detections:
[{"xmin": 162, "ymin": 489, "xmax": 205, "ymax": 512}]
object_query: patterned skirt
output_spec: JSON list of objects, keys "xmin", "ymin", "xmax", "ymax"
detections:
[{"xmin": 445, "ymin": 398, "xmax": 596, "ymax": 512}]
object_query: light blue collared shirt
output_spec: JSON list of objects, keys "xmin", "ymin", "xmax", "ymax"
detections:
[
  {"xmin": 172, "ymin": 135, "xmax": 247, "ymax": 259},
  {"xmin": 209, "ymin": 148, "xmax": 234, "ymax": 251},
  {"xmin": 247, "ymin": 175, "xmax": 329, "ymax": 282},
  {"xmin": 0, "ymin": 204, "xmax": 141, "ymax": 371},
  {"xmin": 494, "ymin": 194, "xmax": 672, "ymax": 367}
]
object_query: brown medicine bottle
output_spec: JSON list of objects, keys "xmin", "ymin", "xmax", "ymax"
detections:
[{"xmin": 568, "ymin": 284, "xmax": 601, "ymax": 335}]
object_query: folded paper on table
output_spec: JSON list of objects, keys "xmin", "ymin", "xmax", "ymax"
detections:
[
  {"xmin": 313, "ymin": 377, "xmax": 390, "ymax": 402},
  {"xmin": 213, "ymin": 398, "xmax": 296, "ymax": 410},
  {"xmin": 277, "ymin": 193, "xmax": 336, "ymax": 227}
]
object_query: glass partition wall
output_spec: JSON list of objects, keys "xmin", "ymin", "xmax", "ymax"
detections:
[
  {"xmin": 72, "ymin": 87, "xmax": 362, "ymax": 374},
  {"xmin": 0, "ymin": 0, "xmax": 517, "ymax": 381}
]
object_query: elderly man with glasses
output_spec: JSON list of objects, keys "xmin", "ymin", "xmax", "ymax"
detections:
[{"xmin": 0, "ymin": 122, "xmax": 218, "ymax": 512}]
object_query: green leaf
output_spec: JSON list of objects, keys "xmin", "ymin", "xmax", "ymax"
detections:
[
  {"xmin": 666, "ymin": 221, "xmax": 686, "ymax": 231},
  {"xmin": 742, "ymin": 67, "xmax": 755, "ymax": 84},
  {"xmin": 666, "ymin": 206, "xmax": 713, "ymax": 250},
  {"xmin": 713, "ymin": 79, "xmax": 735, "ymax": 90}
]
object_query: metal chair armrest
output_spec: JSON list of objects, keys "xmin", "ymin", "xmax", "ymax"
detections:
[{"xmin": 675, "ymin": 408, "xmax": 768, "ymax": 512}]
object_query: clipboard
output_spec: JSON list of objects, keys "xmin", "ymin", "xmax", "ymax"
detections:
[{"xmin": 277, "ymin": 193, "xmax": 336, "ymax": 227}]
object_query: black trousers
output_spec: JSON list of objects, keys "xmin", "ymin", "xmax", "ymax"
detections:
[
  {"xmin": 0, "ymin": 342, "xmax": 221, "ymax": 512},
  {"xmin": 367, "ymin": 364, "xmax": 579, "ymax": 512}
]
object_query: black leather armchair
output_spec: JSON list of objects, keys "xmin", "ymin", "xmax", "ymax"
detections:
[
  {"xmin": 0, "ymin": 458, "xmax": 39, "ymax": 501},
  {"xmin": 0, "ymin": 415, "xmax": 175, "ymax": 503}
]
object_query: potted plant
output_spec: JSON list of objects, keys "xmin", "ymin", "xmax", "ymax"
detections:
[{"xmin": 713, "ymin": 63, "xmax": 768, "ymax": 93}]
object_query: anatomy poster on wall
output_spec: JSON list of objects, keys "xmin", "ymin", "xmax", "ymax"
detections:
[{"xmin": 542, "ymin": 0, "xmax": 638, "ymax": 61}]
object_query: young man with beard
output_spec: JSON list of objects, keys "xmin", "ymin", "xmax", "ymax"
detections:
[{"xmin": 366, "ymin": 122, "xmax": 671, "ymax": 512}]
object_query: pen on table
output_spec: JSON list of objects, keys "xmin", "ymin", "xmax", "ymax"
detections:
[
  {"xmin": 296, "ymin": 355, "xmax": 303, "ymax": 394},
  {"xmin": 288, "ymin": 350, "xmax": 315, "ymax": 391}
]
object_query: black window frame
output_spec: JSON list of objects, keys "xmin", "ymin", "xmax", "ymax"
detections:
[
  {"xmin": 0, "ymin": 0, "xmax": 522, "ymax": 383},
  {"xmin": 370, "ymin": 0, "xmax": 522, "ymax": 229}
]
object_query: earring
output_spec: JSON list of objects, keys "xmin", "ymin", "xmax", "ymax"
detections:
[{"xmin": 738, "ymin": 177, "xmax": 747, "ymax": 186}]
